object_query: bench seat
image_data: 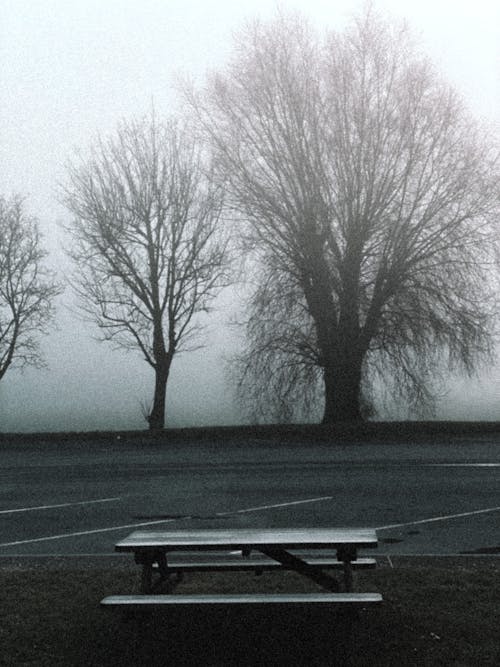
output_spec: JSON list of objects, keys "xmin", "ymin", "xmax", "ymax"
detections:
[
  {"xmin": 152, "ymin": 556, "xmax": 377, "ymax": 573},
  {"xmin": 101, "ymin": 592, "xmax": 382, "ymax": 608}
]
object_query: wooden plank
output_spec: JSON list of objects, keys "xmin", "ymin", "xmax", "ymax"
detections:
[
  {"xmin": 115, "ymin": 528, "xmax": 378, "ymax": 553},
  {"xmin": 152, "ymin": 557, "xmax": 377, "ymax": 572},
  {"xmin": 101, "ymin": 592, "xmax": 383, "ymax": 607}
]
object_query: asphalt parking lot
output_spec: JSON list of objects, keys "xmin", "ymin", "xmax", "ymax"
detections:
[{"xmin": 1, "ymin": 431, "xmax": 499, "ymax": 560}]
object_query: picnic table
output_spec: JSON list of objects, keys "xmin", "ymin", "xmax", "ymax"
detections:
[{"xmin": 101, "ymin": 527, "xmax": 382, "ymax": 611}]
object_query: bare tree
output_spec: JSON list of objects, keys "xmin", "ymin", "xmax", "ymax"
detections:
[
  {"xmin": 0, "ymin": 195, "xmax": 61, "ymax": 381},
  {"xmin": 190, "ymin": 11, "xmax": 500, "ymax": 423},
  {"xmin": 63, "ymin": 115, "xmax": 229, "ymax": 430}
]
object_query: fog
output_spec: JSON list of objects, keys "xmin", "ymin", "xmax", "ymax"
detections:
[{"xmin": 1, "ymin": 0, "xmax": 498, "ymax": 431}]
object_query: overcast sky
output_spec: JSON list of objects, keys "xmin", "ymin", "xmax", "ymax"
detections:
[{"xmin": 0, "ymin": 0, "xmax": 499, "ymax": 431}]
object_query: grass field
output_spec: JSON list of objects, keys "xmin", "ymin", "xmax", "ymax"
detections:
[
  {"xmin": 1, "ymin": 561, "xmax": 498, "ymax": 666},
  {"xmin": 3, "ymin": 419, "xmax": 500, "ymax": 445}
]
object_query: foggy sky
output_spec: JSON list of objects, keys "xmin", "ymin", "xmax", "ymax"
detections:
[{"xmin": 0, "ymin": 0, "xmax": 499, "ymax": 431}]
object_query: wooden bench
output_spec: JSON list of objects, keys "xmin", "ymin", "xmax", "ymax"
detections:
[
  {"xmin": 151, "ymin": 553, "xmax": 376, "ymax": 575},
  {"xmin": 101, "ymin": 528, "xmax": 382, "ymax": 615}
]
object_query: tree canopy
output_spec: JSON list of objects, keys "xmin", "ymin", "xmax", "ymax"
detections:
[
  {"xmin": 189, "ymin": 10, "xmax": 500, "ymax": 422},
  {"xmin": 63, "ymin": 115, "xmax": 229, "ymax": 429}
]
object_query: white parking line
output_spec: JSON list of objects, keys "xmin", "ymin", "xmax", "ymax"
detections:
[
  {"xmin": 217, "ymin": 496, "xmax": 334, "ymax": 516},
  {"xmin": 0, "ymin": 495, "xmax": 333, "ymax": 548},
  {"xmin": 0, "ymin": 497, "xmax": 121, "ymax": 515},
  {"xmin": 377, "ymin": 505, "xmax": 500, "ymax": 531},
  {"xmin": 427, "ymin": 463, "xmax": 500, "ymax": 467},
  {"xmin": 3, "ymin": 496, "xmax": 500, "ymax": 549},
  {"xmin": 0, "ymin": 518, "xmax": 179, "ymax": 548}
]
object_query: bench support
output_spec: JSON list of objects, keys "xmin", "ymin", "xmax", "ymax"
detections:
[
  {"xmin": 135, "ymin": 550, "xmax": 169, "ymax": 593},
  {"xmin": 259, "ymin": 547, "xmax": 341, "ymax": 592},
  {"xmin": 336, "ymin": 546, "xmax": 357, "ymax": 592}
]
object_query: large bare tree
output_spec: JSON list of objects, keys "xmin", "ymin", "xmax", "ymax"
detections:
[
  {"xmin": 190, "ymin": 11, "xmax": 499, "ymax": 423},
  {"xmin": 63, "ymin": 115, "xmax": 229, "ymax": 430},
  {"xmin": 0, "ymin": 195, "xmax": 61, "ymax": 381}
]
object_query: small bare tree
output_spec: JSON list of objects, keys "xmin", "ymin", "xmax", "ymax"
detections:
[
  {"xmin": 63, "ymin": 115, "xmax": 229, "ymax": 430},
  {"xmin": 0, "ymin": 195, "xmax": 61, "ymax": 381},
  {"xmin": 190, "ymin": 11, "xmax": 500, "ymax": 423}
]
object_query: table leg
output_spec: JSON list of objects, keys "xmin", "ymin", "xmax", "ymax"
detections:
[
  {"xmin": 141, "ymin": 560, "xmax": 153, "ymax": 594},
  {"xmin": 157, "ymin": 552, "xmax": 168, "ymax": 581},
  {"xmin": 336, "ymin": 546, "xmax": 356, "ymax": 592},
  {"xmin": 135, "ymin": 551, "xmax": 161, "ymax": 593},
  {"xmin": 343, "ymin": 561, "xmax": 353, "ymax": 592},
  {"xmin": 137, "ymin": 551, "xmax": 176, "ymax": 593}
]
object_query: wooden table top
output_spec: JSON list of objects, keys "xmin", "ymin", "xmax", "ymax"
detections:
[{"xmin": 115, "ymin": 527, "xmax": 378, "ymax": 552}]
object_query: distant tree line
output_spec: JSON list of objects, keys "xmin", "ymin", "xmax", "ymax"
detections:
[{"xmin": 1, "ymin": 8, "xmax": 498, "ymax": 430}]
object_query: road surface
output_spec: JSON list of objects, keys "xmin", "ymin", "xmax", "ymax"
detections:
[{"xmin": 1, "ymin": 433, "xmax": 499, "ymax": 557}]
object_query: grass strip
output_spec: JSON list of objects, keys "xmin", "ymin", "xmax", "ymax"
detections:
[{"xmin": 1, "ymin": 563, "xmax": 498, "ymax": 666}]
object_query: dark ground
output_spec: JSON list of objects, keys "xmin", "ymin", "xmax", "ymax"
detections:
[{"xmin": 1, "ymin": 559, "xmax": 499, "ymax": 666}]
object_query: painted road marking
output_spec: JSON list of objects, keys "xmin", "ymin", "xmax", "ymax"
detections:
[
  {"xmin": 0, "ymin": 497, "xmax": 121, "ymax": 515},
  {"xmin": 4, "ymin": 496, "xmax": 499, "ymax": 550},
  {"xmin": 427, "ymin": 463, "xmax": 500, "ymax": 467},
  {"xmin": 377, "ymin": 505, "xmax": 500, "ymax": 531},
  {"xmin": 0, "ymin": 518, "xmax": 179, "ymax": 548},
  {"xmin": 217, "ymin": 496, "xmax": 334, "ymax": 516},
  {"xmin": 0, "ymin": 496, "xmax": 333, "ymax": 548}
]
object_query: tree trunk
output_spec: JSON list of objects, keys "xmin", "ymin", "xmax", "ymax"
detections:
[
  {"xmin": 320, "ymin": 242, "xmax": 364, "ymax": 424},
  {"xmin": 148, "ymin": 360, "xmax": 170, "ymax": 431},
  {"xmin": 322, "ymin": 355, "xmax": 363, "ymax": 424},
  {"xmin": 301, "ymin": 240, "xmax": 365, "ymax": 424}
]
